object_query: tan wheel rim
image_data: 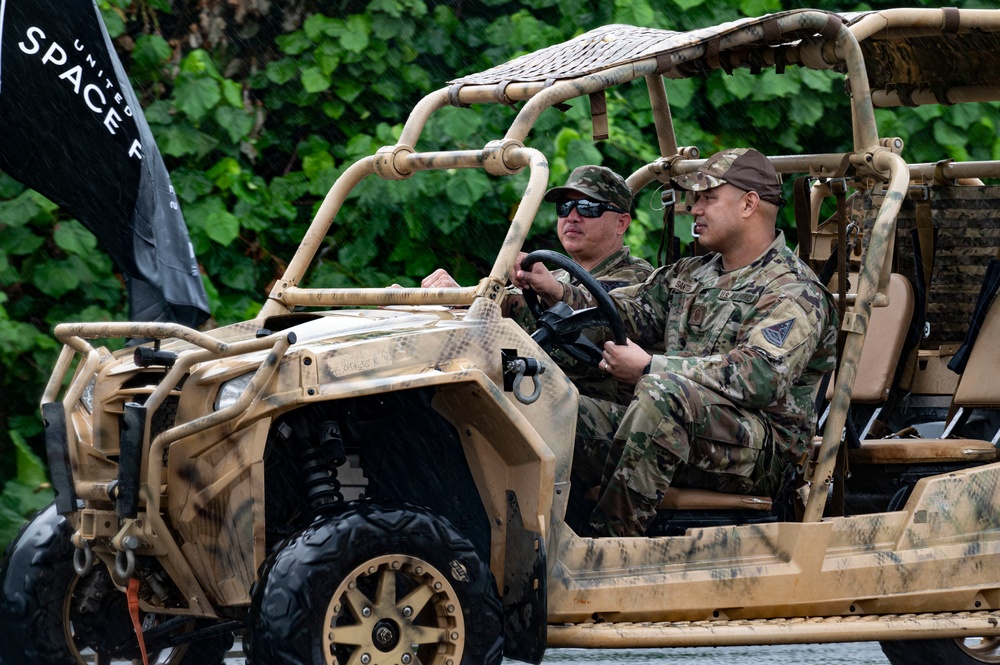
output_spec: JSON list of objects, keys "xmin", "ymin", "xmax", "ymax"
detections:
[
  {"xmin": 956, "ymin": 637, "xmax": 1000, "ymax": 663},
  {"xmin": 323, "ymin": 554, "xmax": 466, "ymax": 665}
]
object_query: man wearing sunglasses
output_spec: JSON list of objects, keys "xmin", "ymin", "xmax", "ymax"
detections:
[
  {"xmin": 515, "ymin": 148, "xmax": 838, "ymax": 537},
  {"xmin": 423, "ymin": 164, "xmax": 652, "ymax": 403}
]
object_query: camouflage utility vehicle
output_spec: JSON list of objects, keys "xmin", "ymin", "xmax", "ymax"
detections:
[{"xmin": 6, "ymin": 6, "xmax": 1000, "ymax": 665}]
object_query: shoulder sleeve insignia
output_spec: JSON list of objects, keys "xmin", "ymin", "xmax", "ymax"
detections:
[
  {"xmin": 761, "ymin": 319, "xmax": 795, "ymax": 347},
  {"xmin": 748, "ymin": 299, "xmax": 811, "ymax": 357}
]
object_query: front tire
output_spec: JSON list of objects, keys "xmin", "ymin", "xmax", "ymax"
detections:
[
  {"xmin": 246, "ymin": 501, "xmax": 504, "ymax": 665},
  {"xmin": 0, "ymin": 503, "xmax": 233, "ymax": 665},
  {"xmin": 882, "ymin": 637, "xmax": 1000, "ymax": 664}
]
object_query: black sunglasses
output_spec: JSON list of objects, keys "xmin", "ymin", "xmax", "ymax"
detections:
[{"xmin": 555, "ymin": 199, "xmax": 627, "ymax": 218}]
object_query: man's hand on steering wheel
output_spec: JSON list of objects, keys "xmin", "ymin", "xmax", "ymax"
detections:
[
  {"xmin": 516, "ymin": 250, "xmax": 627, "ymax": 367},
  {"xmin": 512, "ymin": 252, "xmax": 562, "ymax": 303}
]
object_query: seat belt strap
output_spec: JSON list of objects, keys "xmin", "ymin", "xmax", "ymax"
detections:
[
  {"xmin": 833, "ymin": 181, "xmax": 849, "ymax": 363},
  {"xmin": 913, "ymin": 189, "xmax": 936, "ymax": 319},
  {"xmin": 793, "ymin": 175, "xmax": 813, "ymax": 265},
  {"xmin": 656, "ymin": 188, "xmax": 676, "ymax": 267}
]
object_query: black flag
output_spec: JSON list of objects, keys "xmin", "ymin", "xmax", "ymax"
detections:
[{"xmin": 0, "ymin": 0, "xmax": 210, "ymax": 327}]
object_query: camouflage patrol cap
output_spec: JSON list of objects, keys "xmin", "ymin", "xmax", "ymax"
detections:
[
  {"xmin": 543, "ymin": 165, "xmax": 633, "ymax": 211},
  {"xmin": 673, "ymin": 148, "xmax": 785, "ymax": 206}
]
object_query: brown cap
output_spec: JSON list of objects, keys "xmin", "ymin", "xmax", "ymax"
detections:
[
  {"xmin": 672, "ymin": 148, "xmax": 785, "ymax": 206},
  {"xmin": 543, "ymin": 165, "xmax": 633, "ymax": 211}
]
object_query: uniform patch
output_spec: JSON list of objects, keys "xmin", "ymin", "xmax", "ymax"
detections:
[
  {"xmin": 719, "ymin": 290, "xmax": 756, "ymax": 304},
  {"xmin": 672, "ymin": 279, "xmax": 696, "ymax": 293},
  {"xmin": 748, "ymin": 299, "xmax": 810, "ymax": 358},
  {"xmin": 689, "ymin": 305, "xmax": 706, "ymax": 326},
  {"xmin": 762, "ymin": 319, "xmax": 795, "ymax": 347}
]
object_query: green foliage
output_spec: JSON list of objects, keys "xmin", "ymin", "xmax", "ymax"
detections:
[
  {"xmin": 2, "ymin": 0, "xmax": 999, "ymax": 551},
  {"xmin": 0, "ymin": 431, "xmax": 54, "ymax": 549}
]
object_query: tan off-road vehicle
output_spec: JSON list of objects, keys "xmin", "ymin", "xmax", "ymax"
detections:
[{"xmin": 5, "ymin": 6, "xmax": 1000, "ymax": 665}]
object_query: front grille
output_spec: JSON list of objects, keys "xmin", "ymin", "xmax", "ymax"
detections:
[{"xmin": 151, "ymin": 396, "xmax": 180, "ymax": 441}]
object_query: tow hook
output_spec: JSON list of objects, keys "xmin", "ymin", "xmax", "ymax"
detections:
[
  {"xmin": 502, "ymin": 349, "xmax": 546, "ymax": 405},
  {"xmin": 72, "ymin": 537, "xmax": 94, "ymax": 576},
  {"xmin": 115, "ymin": 535, "xmax": 140, "ymax": 580},
  {"xmin": 112, "ymin": 524, "xmax": 143, "ymax": 581}
]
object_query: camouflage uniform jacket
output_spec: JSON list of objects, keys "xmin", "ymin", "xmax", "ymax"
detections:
[
  {"xmin": 566, "ymin": 232, "xmax": 838, "ymax": 461},
  {"xmin": 508, "ymin": 246, "xmax": 653, "ymax": 403}
]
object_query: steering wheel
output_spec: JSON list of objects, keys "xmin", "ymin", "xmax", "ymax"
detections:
[{"xmin": 520, "ymin": 250, "xmax": 627, "ymax": 366}]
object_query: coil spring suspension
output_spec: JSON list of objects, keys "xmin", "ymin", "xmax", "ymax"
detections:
[{"xmin": 301, "ymin": 420, "xmax": 347, "ymax": 510}]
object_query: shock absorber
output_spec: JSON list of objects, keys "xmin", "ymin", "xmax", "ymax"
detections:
[{"xmin": 301, "ymin": 420, "xmax": 347, "ymax": 511}]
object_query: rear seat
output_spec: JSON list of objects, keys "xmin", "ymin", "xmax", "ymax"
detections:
[
  {"xmin": 843, "ymin": 183, "xmax": 1000, "ymax": 465},
  {"xmin": 843, "ymin": 279, "xmax": 1000, "ymax": 465}
]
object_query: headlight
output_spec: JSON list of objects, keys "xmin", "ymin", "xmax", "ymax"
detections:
[
  {"xmin": 215, "ymin": 373, "xmax": 254, "ymax": 411},
  {"xmin": 80, "ymin": 376, "xmax": 96, "ymax": 413}
]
